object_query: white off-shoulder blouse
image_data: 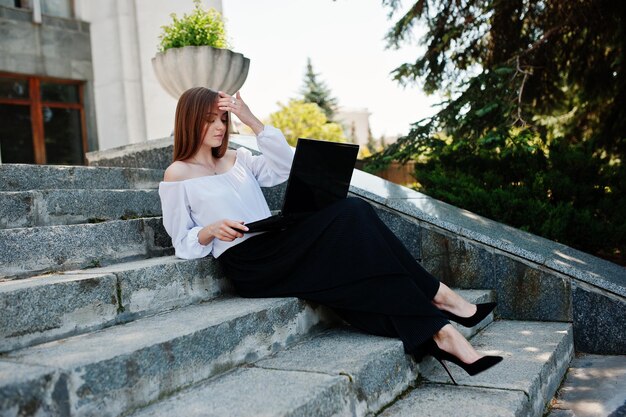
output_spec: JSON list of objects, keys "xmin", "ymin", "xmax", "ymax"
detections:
[{"xmin": 158, "ymin": 126, "xmax": 294, "ymax": 259}]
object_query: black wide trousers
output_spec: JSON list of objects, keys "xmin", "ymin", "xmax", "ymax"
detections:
[{"xmin": 218, "ymin": 197, "xmax": 449, "ymax": 359}]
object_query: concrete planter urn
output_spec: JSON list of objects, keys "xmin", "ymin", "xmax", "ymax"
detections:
[{"xmin": 152, "ymin": 45, "xmax": 250, "ymax": 98}]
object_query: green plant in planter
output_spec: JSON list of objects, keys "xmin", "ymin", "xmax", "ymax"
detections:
[{"xmin": 158, "ymin": 0, "xmax": 230, "ymax": 52}]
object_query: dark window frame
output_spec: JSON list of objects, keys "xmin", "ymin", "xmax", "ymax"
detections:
[{"xmin": 0, "ymin": 71, "xmax": 87, "ymax": 164}]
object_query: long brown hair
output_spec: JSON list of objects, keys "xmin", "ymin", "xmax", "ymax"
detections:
[{"xmin": 172, "ymin": 87, "xmax": 230, "ymax": 161}]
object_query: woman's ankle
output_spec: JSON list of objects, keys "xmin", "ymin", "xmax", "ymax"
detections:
[
  {"xmin": 433, "ymin": 324, "xmax": 455, "ymax": 348},
  {"xmin": 432, "ymin": 284, "xmax": 477, "ymax": 317},
  {"xmin": 434, "ymin": 325, "xmax": 483, "ymax": 364}
]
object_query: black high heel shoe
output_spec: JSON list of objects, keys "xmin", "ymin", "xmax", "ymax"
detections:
[
  {"xmin": 444, "ymin": 302, "xmax": 497, "ymax": 328},
  {"xmin": 425, "ymin": 339, "xmax": 503, "ymax": 385}
]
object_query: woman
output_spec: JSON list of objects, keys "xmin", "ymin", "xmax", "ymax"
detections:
[{"xmin": 159, "ymin": 87, "xmax": 502, "ymax": 385}]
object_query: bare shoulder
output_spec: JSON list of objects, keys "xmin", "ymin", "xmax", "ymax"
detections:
[
  {"xmin": 225, "ymin": 149, "xmax": 237, "ymax": 159},
  {"xmin": 218, "ymin": 149, "xmax": 238, "ymax": 167},
  {"xmin": 163, "ymin": 161, "xmax": 193, "ymax": 182}
]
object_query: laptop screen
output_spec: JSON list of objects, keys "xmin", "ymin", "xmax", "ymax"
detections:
[{"xmin": 282, "ymin": 138, "xmax": 359, "ymax": 215}]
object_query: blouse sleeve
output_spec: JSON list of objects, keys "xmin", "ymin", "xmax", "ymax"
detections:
[
  {"xmin": 240, "ymin": 125, "xmax": 294, "ymax": 187},
  {"xmin": 158, "ymin": 182, "xmax": 213, "ymax": 259}
]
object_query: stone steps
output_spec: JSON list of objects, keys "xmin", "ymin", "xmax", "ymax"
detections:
[
  {"xmin": 0, "ymin": 155, "xmax": 587, "ymax": 416},
  {"xmin": 129, "ymin": 328, "xmax": 411, "ymax": 417},
  {"xmin": 250, "ymin": 307, "xmax": 492, "ymax": 417},
  {"xmin": 0, "ymin": 189, "xmax": 161, "ymax": 229},
  {"xmin": 0, "ymin": 256, "xmax": 227, "ymax": 353},
  {"xmin": 0, "ymin": 250, "xmax": 491, "ymax": 354},
  {"xmin": 0, "ymin": 296, "xmax": 332, "ymax": 417},
  {"xmin": 545, "ymin": 353, "xmax": 626, "ymax": 417},
  {"xmin": 0, "ymin": 217, "xmax": 171, "ymax": 279},
  {"xmin": 0, "ymin": 284, "xmax": 493, "ymax": 417},
  {"xmin": 123, "ymin": 289, "xmax": 492, "ymax": 417},
  {"xmin": 380, "ymin": 321, "xmax": 574, "ymax": 417},
  {"xmin": 85, "ymin": 136, "xmax": 172, "ymax": 169},
  {"xmin": 128, "ymin": 319, "xmax": 571, "ymax": 417},
  {"xmin": 0, "ymin": 164, "xmax": 171, "ymax": 280},
  {"xmin": 0, "ymin": 250, "xmax": 491, "ymax": 355},
  {"xmin": 0, "ymin": 164, "xmax": 163, "ymax": 191}
]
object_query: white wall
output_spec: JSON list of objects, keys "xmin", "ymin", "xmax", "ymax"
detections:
[
  {"xmin": 75, "ymin": 0, "xmax": 222, "ymax": 150},
  {"xmin": 335, "ymin": 108, "xmax": 371, "ymax": 146}
]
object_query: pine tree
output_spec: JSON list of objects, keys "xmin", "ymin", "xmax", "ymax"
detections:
[
  {"xmin": 367, "ymin": 0, "xmax": 626, "ymax": 264},
  {"xmin": 366, "ymin": 127, "xmax": 378, "ymax": 153},
  {"xmin": 300, "ymin": 58, "xmax": 338, "ymax": 120}
]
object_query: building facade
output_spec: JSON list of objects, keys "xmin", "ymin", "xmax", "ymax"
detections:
[
  {"xmin": 335, "ymin": 107, "xmax": 372, "ymax": 147},
  {"xmin": 0, "ymin": 0, "xmax": 221, "ymax": 164},
  {"xmin": 0, "ymin": 0, "xmax": 96, "ymax": 164},
  {"xmin": 76, "ymin": 0, "xmax": 222, "ymax": 151}
]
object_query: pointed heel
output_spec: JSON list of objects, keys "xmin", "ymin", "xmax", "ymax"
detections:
[{"xmin": 435, "ymin": 358, "xmax": 458, "ymax": 385}]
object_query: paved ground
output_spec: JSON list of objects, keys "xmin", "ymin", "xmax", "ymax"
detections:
[{"xmin": 548, "ymin": 354, "xmax": 626, "ymax": 417}]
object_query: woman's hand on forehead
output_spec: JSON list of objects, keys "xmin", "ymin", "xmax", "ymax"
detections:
[
  {"xmin": 218, "ymin": 91, "xmax": 265, "ymax": 135},
  {"xmin": 217, "ymin": 91, "xmax": 236, "ymax": 109}
]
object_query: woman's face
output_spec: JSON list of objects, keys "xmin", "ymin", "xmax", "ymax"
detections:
[{"xmin": 202, "ymin": 107, "xmax": 228, "ymax": 148}]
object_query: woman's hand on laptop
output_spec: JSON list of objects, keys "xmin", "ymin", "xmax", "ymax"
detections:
[
  {"xmin": 200, "ymin": 219, "xmax": 249, "ymax": 243},
  {"xmin": 218, "ymin": 91, "xmax": 264, "ymax": 135}
]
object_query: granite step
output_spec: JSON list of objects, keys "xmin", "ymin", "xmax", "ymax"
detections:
[
  {"xmin": 0, "ymin": 256, "xmax": 229, "ymax": 353},
  {"xmin": 0, "ymin": 164, "xmax": 163, "ymax": 191},
  {"xmin": 127, "ymin": 290, "xmax": 494, "ymax": 417},
  {"xmin": 0, "ymin": 217, "xmax": 171, "ymax": 279},
  {"xmin": 130, "ymin": 365, "xmax": 354, "ymax": 417},
  {"xmin": 0, "ymin": 189, "xmax": 161, "ymax": 229},
  {"xmin": 133, "ymin": 320, "xmax": 571, "ymax": 417},
  {"xmin": 0, "ymin": 246, "xmax": 491, "ymax": 356},
  {"xmin": 86, "ymin": 136, "xmax": 172, "ymax": 169},
  {"xmin": 0, "ymin": 296, "xmax": 332, "ymax": 417},
  {"xmin": 546, "ymin": 353, "xmax": 626, "ymax": 417},
  {"xmin": 379, "ymin": 320, "xmax": 574, "ymax": 417}
]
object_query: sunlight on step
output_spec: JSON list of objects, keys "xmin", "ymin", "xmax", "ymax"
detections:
[
  {"xmin": 459, "ymin": 210, "xmax": 489, "ymax": 226},
  {"xmin": 554, "ymin": 250, "xmax": 587, "ymax": 265},
  {"xmin": 576, "ymin": 402, "xmax": 606, "ymax": 415}
]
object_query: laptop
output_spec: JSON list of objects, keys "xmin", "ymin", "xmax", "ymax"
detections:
[{"xmin": 244, "ymin": 138, "xmax": 359, "ymax": 233}]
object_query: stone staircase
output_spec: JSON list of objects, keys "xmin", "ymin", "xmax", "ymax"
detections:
[
  {"xmin": 0, "ymin": 165, "xmax": 169, "ymax": 279},
  {"xmin": 0, "ymin": 161, "xmax": 584, "ymax": 416}
]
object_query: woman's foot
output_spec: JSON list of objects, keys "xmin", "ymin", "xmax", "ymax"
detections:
[
  {"xmin": 428, "ymin": 325, "xmax": 503, "ymax": 384},
  {"xmin": 432, "ymin": 282, "xmax": 477, "ymax": 318},
  {"xmin": 444, "ymin": 302, "xmax": 497, "ymax": 328},
  {"xmin": 433, "ymin": 324, "xmax": 482, "ymax": 364}
]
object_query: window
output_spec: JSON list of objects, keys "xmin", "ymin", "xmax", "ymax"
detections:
[
  {"xmin": 40, "ymin": 0, "xmax": 72, "ymax": 18},
  {"xmin": 5, "ymin": 0, "xmax": 74, "ymax": 19},
  {"xmin": 0, "ymin": 74, "xmax": 86, "ymax": 165}
]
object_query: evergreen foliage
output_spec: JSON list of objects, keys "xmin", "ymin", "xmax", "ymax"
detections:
[
  {"xmin": 300, "ymin": 58, "xmax": 338, "ymax": 120},
  {"xmin": 367, "ymin": 0, "xmax": 625, "ymax": 264}
]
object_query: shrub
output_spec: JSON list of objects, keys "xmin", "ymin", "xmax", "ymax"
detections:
[
  {"xmin": 267, "ymin": 100, "xmax": 347, "ymax": 146},
  {"xmin": 405, "ymin": 141, "xmax": 626, "ymax": 265},
  {"xmin": 158, "ymin": 0, "xmax": 230, "ymax": 52}
]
